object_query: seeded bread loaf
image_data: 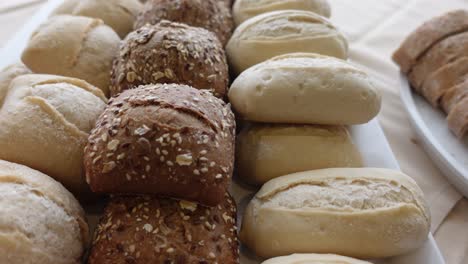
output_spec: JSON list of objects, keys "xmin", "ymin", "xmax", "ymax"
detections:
[
  {"xmin": 134, "ymin": 0, "xmax": 233, "ymax": 45},
  {"xmin": 52, "ymin": 0, "xmax": 143, "ymax": 38},
  {"xmin": 87, "ymin": 194, "xmax": 239, "ymax": 263},
  {"xmin": 393, "ymin": 10, "xmax": 468, "ymax": 73},
  {"xmin": 0, "ymin": 160, "xmax": 88, "ymax": 264},
  {"xmin": 0, "ymin": 62, "xmax": 31, "ymax": 104},
  {"xmin": 84, "ymin": 84, "xmax": 236, "ymax": 206},
  {"xmin": 262, "ymin": 254, "xmax": 372, "ymax": 264},
  {"xmin": 110, "ymin": 22, "xmax": 228, "ymax": 98},
  {"xmin": 240, "ymin": 168, "xmax": 431, "ymax": 259},
  {"xmin": 21, "ymin": 15, "xmax": 120, "ymax": 96},
  {"xmin": 0, "ymin": 74, "xmax": 107, "ymax": 196}
]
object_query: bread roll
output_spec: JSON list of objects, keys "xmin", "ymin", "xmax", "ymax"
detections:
[
  {"xmin": 408, "ymin": 32, "xmax": 468, "ymax": 91},
  {"xmin": 393, "ymin": 10, "xmax": 468, "ymax": 73},
  {"xmin": 262, "ymin": 254, "xmax": 372, "ymax": 264},
  {"xmin": 0, "ymin": 74, "xmax": 107, "ymax": 195},
  {"xmin": 0, "ymin": 160, "xmax": 88, "ymax": 264},
  {"xmin": 240, "ymin": 168, "xmax": 431, "ymax": 259},
  {"xmin": 134, "ymin": 0, "xmax": 233, "ymax": 45},
  {"xmin": 110, "ymin": 22, "xmax": 228, "ymax": 98},
  {"xmin": 448, "ymin": 97, "xmax": 468, "ymax": 138},
  {"xmin": 52, "ymin": 0, "xmax": 143, "ymax": 38},
  {"xmin": 233, "ymin": 0, "xmax": 331, "ymax": 25},
  {"xmin": 229, "ymin": 53, "xmax": 381, "ymax": 125},
  {"xmin": 442, "ymin": 80, "xmax": 468, "ymax": 114},
  {"xmin": 226, "ymin": 10, "xmax": 347, "ymax": 75},
  {"xmin": 21, "ymin": 15, "xmax": 120, "ymax": 96},
  {"xmin": 84, "ymin": 84, "xmax": 236, "ymax": 206},
  {"xmin": 236, "ymin": 123, "xmax": 363, "ymax": 185},
  {"xmin": 0, "ymin": 62, "xmax": 31, "ymax": 104},
  {"xmin": 88, "ymin": 194, "xmax": 239, "ymax": 263}
]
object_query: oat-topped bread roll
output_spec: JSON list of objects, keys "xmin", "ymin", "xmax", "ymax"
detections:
[
  {"xmin": 442, "ymin": 80, "xmax": 468, "ymax": 114},
  {"xmin": 448, "ymin": 97, "xmax": 468, "ymax": 138},
  {"xmin": 227, "ymin": 10, "xmax": 347, "ymax": 75},
  {"xmin": 393, "ymin": 10, "xmax": 468, "ymax": 73},
  {"xmin": 0, "ymin": 62, "xmax": 31, "ymax": 104},
  {"xmin": 21, "ymin": 15, "xmax": 120, "ymax": 96},
  {"xmin": 134, "ymin": 0, "xmax": 233, "ymax": 45},
  {"xmin": 236, "ymin": 123, "xmax": 362, "ymax": 185},
  {"xmin": 262, "ymin": 254, "xmax": 372, "ymax": 264},
  {"xmin": 0, "ymin": 74, "xmax": 107, "ymax": 196},
  {"xmin": 0, "ymin": 160, "xmax": 88, "ymax": 264},
  {"xmin": 84, "ymin": 84, "xmax": 236, "ymax": 206},
  {"xmin": 241, "ymin": 168, "xmax": 431, "ymax": 259},
  {"xmin": 408, "ymin": 32, "xmax": 468, "ymax": 91},
  {"xmin": 110, "ymin": 22, "xmax": 228, "ymax": 98},
  {"xmin": 229, "ymin": 53, "xmax": 381, "ymax": 125},
  {"xmin": 88, "ymin": 194, "xmax": 239, "ymax": 263},
  {"xmin": 421, "ymin": 56, "xmax": 468, "ymax": 107},
  {"xmin": 52, "ymin": 0, "xmax": 143, "ymax": 38},
  {"xmin": 233, "ymin": 0, "xmax": 331, "ymax": 25}
]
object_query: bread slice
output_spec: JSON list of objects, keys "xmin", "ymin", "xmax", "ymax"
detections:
[
  {"xmin": 442, "ymin": 80, "xmax": 468, "ymax": 114},
  {"xmin": 393, "ymin": 10, "xmax": 468, "ymax": 73},
  {"xmin": 448, "ymin": 97, "xmax": 468, "ymax": 138}
]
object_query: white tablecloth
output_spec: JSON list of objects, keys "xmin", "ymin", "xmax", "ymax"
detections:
[{"xmin": 1, "ymin": 0, "xmax": 467, "ymax": 263}]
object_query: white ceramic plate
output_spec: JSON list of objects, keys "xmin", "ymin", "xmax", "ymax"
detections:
[
  {"xmin": 0, "ymin": 0, "xmax": 445, "ymax": 263},
  {"xmin": 399, "ymin": 74, "xmax": 468, "ymax": 198}
]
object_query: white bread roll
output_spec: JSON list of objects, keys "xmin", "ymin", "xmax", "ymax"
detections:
[
  {"xmin": 52, "ymin": 0, "xmax": 143, "ymax": 38},
  {"xmin": 262, "ymin": 254, "xmax": 372, "ymax": 264},
  {"xmin": 21, "ymin": 15, "xmax": 121, "ymax": 96},
  {"xmin": 226, "ymin": 10, "xmax": 347, "ymax": 75},
  {"xmin": 0, "ymin": 160, "xmax": 88, "ymax": 264},
  {"xmin": 0, "ymin": 74, "xmax": 107, "ymax": 195},
  {"xmin": 233, "ymin": 0, "xmax": 331, "ymax": 25},
  {"xmin": 229, "ymin": 53, "xmax": 381, "ymax": 125},
  {"xmin": 236, "ymin": 123, "xmax": 363, "ymax": 185},
  {"xmin": 0, "ymin": 63, "xmax": 31, "ymax": 104},
  {"xmin": 240, "ymin": 168, "xmax": 431, "ymax": 259}
]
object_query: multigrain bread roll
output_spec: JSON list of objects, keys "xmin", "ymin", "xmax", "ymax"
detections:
[
  {"xmin": 422, "ymin": 56, "xmax": 468, "ymax": 107},
  {"xmin": 233, "ymin": 0, "xmax": 331, "ymax": 25},
  {"xmin": 229, "ymin": 53, "xmax": 381, "ymax": 125},
  {"xmin": 393, "ymin": 10, "xmax": 468, "ymax": 73},
  {"xmin": 240, "ymin": 168, "xmax": 431, "ymax": 259},
  {"xmin": 134, "ymin": 0, "xmax": 233, "ymax": 45},
  {"xmin": 442, "ymin": 80, "xmax": 468, "ymax": 114},
  {"xmin": 408, "ymin": 32, "xmax": 468, "ymax": 91},
  {"xmin": 0, "ymin": 62, "xmax": 31, "ymax": 103},
  {"xmin": 448, "ymin": 97, "xmax": 468, "ymax": 138},
  {"xmin": 0, "ymin": 74, "xmax": 107, "ymax": 195},
  {"xmin": 110, "ymin": 22, "xmax": 228, "ymax": 98},
  {"xmin": 0, "ymin": 160, "xmax": 88, "ymax": 264},
  {"xmin": 262, "ymin": 254, "xmax": 373, "ymax": 264},
  {"xmin": 84, "ymin": 84, "xmax": 236, "ymax": 206},
  {"xmin": 236, "ymin": 123, "xmax": 363, "ymax": 185},
  {"xmin": 21, "ymin": 15, "xmax": 120, "ymax": 96},
  {"xmin": 52, "ymin": 0, "xmax": 143, "ymax": 38},
  {"xmin": 88, "ymin": 194, "xmax": 239, "ymax": 263},
  {"xmin": 227, "ymin": 10, "xmax": 347, "ymax": 75}
]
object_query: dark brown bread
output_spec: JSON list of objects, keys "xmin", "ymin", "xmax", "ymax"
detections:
[
  {"xmin": 134, "ymin": 0, "xmax": 234, "ymax": 45},
  {"xmin": 110, "ymin": 21, "xmax": 229, "ymax": 98},
  {"xmin": 87, "ymin": 194, "xmax": 239, "ymax": 264},
  {"xmin": 393, "ymin": 10, "xmax": 468, "ymax": 73},
  {"xmin": 84, "ymin": 84, "xmax": 236, "ymax": 206}
]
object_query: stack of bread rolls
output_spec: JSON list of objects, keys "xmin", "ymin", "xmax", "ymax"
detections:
[
  {"xmin": 0, "ymin": 0, "xmax": 434, "ymax": 263},
  {"xmin": 393, "ymin": 10, "xmax": 468, "ymax": 138}
]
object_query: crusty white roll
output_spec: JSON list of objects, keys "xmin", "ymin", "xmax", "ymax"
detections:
[
  {"xmin": 0, "ymin": 63, "xmax": 31, "ymax": 104},
  {"xmin": 52, "ymin": 0, "xmax": 143, "ymax": 38},
  {"xmin": 229, "ymin": 53, "xmax": 381, "ymax": 125},
  {"xmin": 0, "ymin": 74, "xmax": 107, "ymax": 196},
  {"xmin": 0, "ymin": 160, "xmax": 88, "ymax": 264},
  {"xmin": 240, "ymin": 168, "xmax": 431, "ymax": 259},
  {"xmin": 21, "ymin": 15, "xmax": 121, "ymax": 96},
  {"xmin": 226, "ymin": 10, "xmax": 347, "ymax": 75},
  {"xmin": 236, "ymin": 123, "xmax": 363, "ymax": 185},
  {"xmin": 233, "ymin": 0, "xmax": 331, "ymax": 25},
  {"xmin": 262, "ymin": 254, "xmax": 372, "ymax": 264}
]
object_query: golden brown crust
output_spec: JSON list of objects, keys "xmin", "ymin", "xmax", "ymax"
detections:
[
  {"xmin": 84, "ymin": 84, "xmax": 236, "ymax": 206},
  {"xmin": 110, "ymin": 22, "xmax": 229, "ymax": 98},
  {"xmin": 87, "ymin": 194, "xmax": 239, "ymax": 264},
  {"xmin": 134, "ymin": 0, "xmax": 233, "ymax": 45}
]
